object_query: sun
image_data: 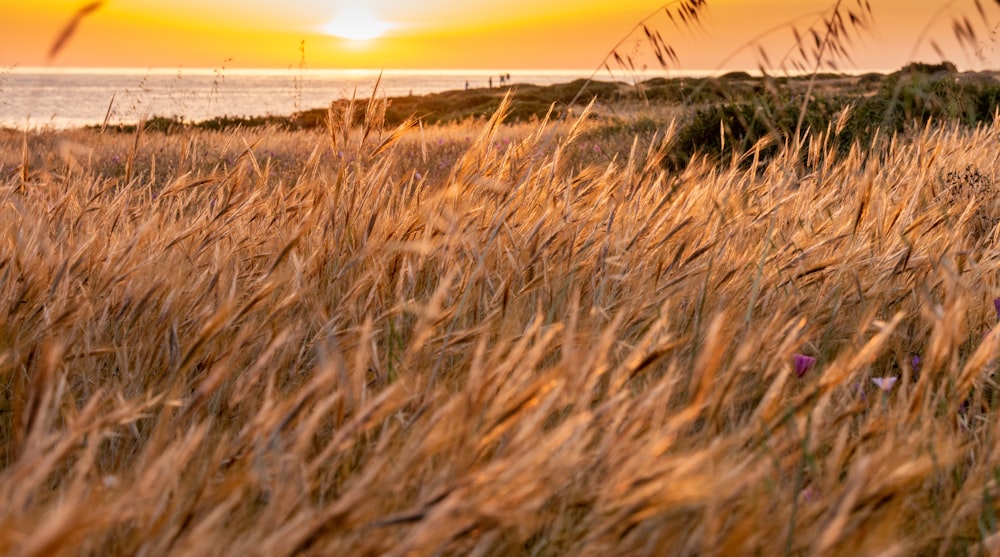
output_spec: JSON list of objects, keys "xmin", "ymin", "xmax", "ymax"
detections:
[{"xmin": 322, "ymin": 7, "xmax": 393, "ymax": 41}]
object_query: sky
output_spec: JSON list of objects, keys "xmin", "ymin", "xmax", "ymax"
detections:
[{"xmin": 2, "ymin": 0, "xmax": 999, "ymax": 72}]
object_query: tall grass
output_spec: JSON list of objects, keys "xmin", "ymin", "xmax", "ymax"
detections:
[{"xmin": 2, "ymin": 95, "xmax": 1000, "ymax": 555}]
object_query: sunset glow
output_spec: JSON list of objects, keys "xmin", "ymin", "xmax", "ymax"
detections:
[
  {"xmin": 1, "ymin": 1, "xmax": 998, "ymax": 71},
  {"xmin": 321, "ymin": 7, "xmax": 393, "ymax": 41}
]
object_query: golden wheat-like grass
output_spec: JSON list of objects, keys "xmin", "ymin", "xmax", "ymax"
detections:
[{"xmin": 1, "ymin": 98, "xmax": 1000, "ymax": 555}]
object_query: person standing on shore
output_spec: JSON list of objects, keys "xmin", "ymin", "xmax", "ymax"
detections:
[{"xmin": 489, "ymin": 76, "xmax": 493, "ymax": 88}]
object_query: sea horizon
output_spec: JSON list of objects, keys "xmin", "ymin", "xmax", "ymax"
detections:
[{"xmin": 5, "ymin": 65, "xmax": 898, "ymax": 76}]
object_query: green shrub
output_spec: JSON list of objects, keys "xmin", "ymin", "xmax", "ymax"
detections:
[{"xmin": 668, "ymin": 68, "xmax": 1000, "ymax": 171}]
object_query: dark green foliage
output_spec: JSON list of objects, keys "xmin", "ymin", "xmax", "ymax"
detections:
[
  {"xmin": 96, "ymin": 114, "xmax": 298, "ymax": 134},
  {"xmin": 668, "ymin": 93, "xmax": 844, "ymax": 169},
  {"xmin": 637, "ymin": 76, "xmax": 760, "ymax": 104},
  {"xmin": 295, "ymin": 79, "xmax": 627, "ymax": 128},
  {"xmin": 668, "ymin": 66, "xmax": 1000, "ymax": 170},
  {"xmin": 873, "ymin": 71, "xmax": 1000, "ymax": 129},
  {"xmin": 194, "ymin": 114, "xmax": 292, "ymax": 131}
]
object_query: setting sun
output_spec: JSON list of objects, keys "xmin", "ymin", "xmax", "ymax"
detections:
[{"xmin": 321, "ymin": 7, "xmax": 393, "ymax": 42}]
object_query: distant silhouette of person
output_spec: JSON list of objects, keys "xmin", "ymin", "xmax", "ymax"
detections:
[
  {"xmin": 465, "ymin": 80, "xmax": 469, "ymax": 90},
  {"xmin": 489, "ymin": 77, "xmax": 493, "ymax": 88}
]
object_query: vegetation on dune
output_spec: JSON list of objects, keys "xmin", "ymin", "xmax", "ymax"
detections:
[
  {"xmin": 4, "ymin": 85, "xmax": 1000, "ymax": 554},
  {"xmin": 670, "ymin": 62, "xmax": 1000, "ymax": 169},
  {"xmin": 89, "ymin": 61, "xmax": 1000, "ymax": 175}
]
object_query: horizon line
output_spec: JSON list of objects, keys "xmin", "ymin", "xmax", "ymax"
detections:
[{"xmin": 6, "ymin": 65, "xmax": 913, "ymax": 76}]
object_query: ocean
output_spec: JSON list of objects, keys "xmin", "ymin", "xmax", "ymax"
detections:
[{"xmin": 0, "ymin": 67, "xmax": 674, "ymax": 130}]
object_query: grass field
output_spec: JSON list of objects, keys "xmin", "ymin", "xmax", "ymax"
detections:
[{"xmin": 2, "ymin": 86, "xmax": 1000, "ymax": 555}]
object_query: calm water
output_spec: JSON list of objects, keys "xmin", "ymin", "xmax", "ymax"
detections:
[{"xmin": 0, "ymin": 67, "xmax": 675, "ymax": 130}]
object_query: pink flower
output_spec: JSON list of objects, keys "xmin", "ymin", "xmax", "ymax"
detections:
[
  {"xmin": 799, "ymin": 486, "xmax": 817, "ymax": 502},
  {"xmin": 794, "ymin": 354, "xmax": 816, "ymax": 378}
]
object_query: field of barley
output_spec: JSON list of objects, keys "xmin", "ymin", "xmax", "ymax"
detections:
[{"xmin": 2, "ymin": 92, "xmax": 1000, "ymax": 555}]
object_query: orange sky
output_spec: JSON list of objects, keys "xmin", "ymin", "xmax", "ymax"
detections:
[{"xmin": 2, "ymin": 1, "xmax": 998, "ymax": 71}]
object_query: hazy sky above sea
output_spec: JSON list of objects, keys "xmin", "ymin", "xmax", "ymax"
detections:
[{"xmin": 3, "ymin": 1, "xmax": 998, "ymax": 72}]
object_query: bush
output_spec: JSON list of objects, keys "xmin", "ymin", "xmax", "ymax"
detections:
[
  {"xmin": 668, "ymin": 68, "xmax": 1000, "ymax": 171},
  {"xmin": 669, "ymin": 93, "xmax": 844, "ymax": 169}
]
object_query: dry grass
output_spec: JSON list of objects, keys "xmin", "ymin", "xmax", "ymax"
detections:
[{"xmin": 1, "ymin": 96, "xmax": 1000, "ymax": 555}]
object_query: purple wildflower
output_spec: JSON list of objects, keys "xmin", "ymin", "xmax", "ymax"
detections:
[
  {"xmin": 794, "ymin": 354, "xmax": 816, "ymax": 378},
  {"xmin": 871, "ymin": 376, "xmax": 898, "ymax": 392},
  {"xmin": 799, "ymin": 486, "xmax": 817, "ymax": 502},
  {"xmin": 994, "ymin": 297, "xmax": 1000, "ymax": 321},
  {"xmin": 855, "ymin": 381, "xmax": 867, "ymax": 401},
  {"xmin": 911, "ymin": 355, "xmax": 921, "ymax": 372}
]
